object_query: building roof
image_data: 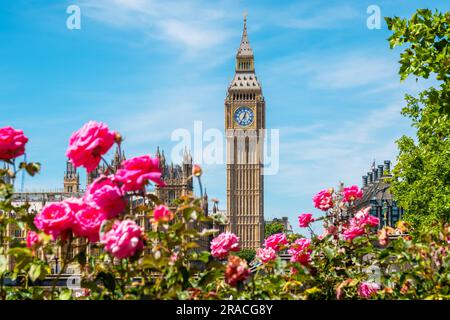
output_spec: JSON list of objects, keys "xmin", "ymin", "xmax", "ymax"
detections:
[{"xmin": 229, "ymin": 73, "xmax": 261, "ymax": 90}]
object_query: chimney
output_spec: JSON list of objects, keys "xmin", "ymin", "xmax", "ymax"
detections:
[
  {"xmin": 372, "ymin": 168, "xmax": 378, "ymax": 181},
  {"xmin": 362, "ymin": 175, "xmax": 368, "ymax": 187},
  {"xmin": 368, "ymin": 172, "xmax": 373, "ymax": 184},
  {"xmin": 384, "ymin": 160, "xmax": 391, "ymax": 173},
  {"xmin": 378, "ymin": 165, "xmax": 384, "ymax": 178}
]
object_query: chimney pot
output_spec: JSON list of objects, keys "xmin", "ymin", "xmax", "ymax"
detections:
[
  {"xmin": 384, "ymin": 160, "xmax": 391, "ymax": 173},
  {"xmin": 362, "ymin": 175, "xmax": 368, "ymax": 187}
]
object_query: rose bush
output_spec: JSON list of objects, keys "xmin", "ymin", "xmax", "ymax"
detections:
[{"xmin": 0, "ymin": 122, "xmax": 448, "ymax": 301}]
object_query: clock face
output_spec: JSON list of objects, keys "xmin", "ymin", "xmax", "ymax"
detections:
[{"xmin": 234, "ymin": 106, "xmax": 254, "ymax": 127}]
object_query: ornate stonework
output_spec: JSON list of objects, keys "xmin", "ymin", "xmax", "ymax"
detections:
[
  {"xmin": 155, "ymin": 147, "xmax": 193, "ymax": 207},
  {"xmin": 225, "ymin": 17, "xmax": 265, "ymax": 249}
]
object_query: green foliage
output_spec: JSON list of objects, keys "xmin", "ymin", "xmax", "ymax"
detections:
[
  {"xmin": 1, "ymin": 161, "xmax": 450, "ymax": 300},
  {"xmin": 386, "ymin": 9, "xmax": 450, "ymax": 231},
  {"xmin": 265, "ymin": 221, "xmax": 284, "ymax": 237},
  {"xmin": 233, "ymin": 249, "xmax": 256, "ymax": 263}
]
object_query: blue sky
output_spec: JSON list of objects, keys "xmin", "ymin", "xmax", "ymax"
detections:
[{"xmin": 1, "ymin": 0, "xmax": 449, "ymax": 234}]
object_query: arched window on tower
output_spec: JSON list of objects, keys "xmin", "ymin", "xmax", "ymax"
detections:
[{"xmin": 168, "ymin": 190, "xmax": 176, "ymax": 204}]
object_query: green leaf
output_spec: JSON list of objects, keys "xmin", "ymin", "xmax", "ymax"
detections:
[
  {"xmin": 323, "ymin": 246, "xmax": 335, "ymax": 261},
  {"xmin": 28, "ymin": 263, "xmax": 42, "ymax": 282},
  {"xmin": 25, "ymin": 163, "xmax": 41, "ymax": 176},
  {"xmin": 0, "ymin": 254, "xmax": 7, "ymax": 275},
  {"xmin": 59, "ymin": 289, "xmax": 72, "ymax": 300},
  {"xmin": 7, "ymin": 247, "xmax": 33, "ymax": 271}
]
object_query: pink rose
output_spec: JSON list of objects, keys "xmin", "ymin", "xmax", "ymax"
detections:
[
  {"xmin": 0, "ymin": 126, "xmax": 28, "ymax": 160},
  {"xmin": 288, "ymin": 238, "xmax": 312, "ymax": 265},
  {"xmin": 34, "ymin": 201, "xmax": 74, "ymax": 239},
  {"xmin": 210, "ymin": 232, "xmax": 240, "ymax": 259},
  {"xmin": 256, "ymin": 247, "xmax": 277, "ymax": 263},
  {"xmin": 72, "ymin": 204, "xmax": 106, "ymax": 242},
  {"xmin": 342, "ymin": 225, "xmax": 365, "ymax": 241},
  {"xmin": 101, "ymin": 220, "xmax": 144, "ymax": 259},
  {"xmin": 358, "ymin": 282, "xmax": 380, "ymax": 299},
  {"xmin": 353, "ymin": 207, "xmax": 379, "ymax": 228},
  {"xmin": 264, "ymin": 233, "xmax": 288, "ymax": 251},
  {"xmin": 298, "ymin": 213, "xmax": 315, "ymax": 228},
  {"xmin": 84, "ymin": 175, "xmax": 125, "ymax": 219},
  {"xmin": 153, "ymin": 205, "xmax": 174, "ymax": 223},
  {"xmin": 66, "ymin": 121, "xmax": 116, "ymax": 172},
  {"xmin": 115, "ymin": 155, "xmax": 165, "ymax": 192},
  {"xmin": 26, "ymin": 231, "xmax": 42, "ymax": 249},
  {"xmin": 313, "ymin": 189, "xmax": 333, "ymax": 211},
  {"xmin": 342, "ymin": 185, "xmax": 363, "ymax": 203}
]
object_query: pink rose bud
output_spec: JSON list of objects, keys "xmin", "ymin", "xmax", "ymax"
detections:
[
  {"xmin": 26, "ymin": 231, "xmax": 42, "ymax": 249},
  {"xmin": 192, "ymin": 164, "xmax": 202, "ymax": 177}
]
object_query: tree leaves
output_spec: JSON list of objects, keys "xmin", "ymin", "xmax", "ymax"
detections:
[{"xmin": 387, "ymin": 8, "xmax": 450, "ymax": 231}]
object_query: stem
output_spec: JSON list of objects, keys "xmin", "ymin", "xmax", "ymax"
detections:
[
  {"xmin": 101, "ymin": 157, "xmax": 115, "ymax": 174},
  {"xmin": 197, "ymin": 176, "xmax": 203, "ymax": 199},
  {"xmin": 51, "ymin": 233, "xmax": 73, "ymax": 299},
  {"xmin": 117, "ymin": 143, "xmax": 123, "ymax": 168},
  {"xmin": 308, "ymin": 226, "xmax": 316, "ymax": 238}
]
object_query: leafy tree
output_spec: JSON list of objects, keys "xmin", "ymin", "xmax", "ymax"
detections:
[
  {"xmin": 386, "ymin": 9, "xmax": 450, "ymax": 231},
  {"xmin": 265, "ymin": 221, "xmax": 284, "ymax": 237}
]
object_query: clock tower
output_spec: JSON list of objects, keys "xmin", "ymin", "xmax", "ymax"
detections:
[{"xmin": 225, "ymin": 16, "xmax": 265, "ymax": 249}]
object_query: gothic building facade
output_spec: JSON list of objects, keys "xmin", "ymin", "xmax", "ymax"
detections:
[
  {"xmin": 354, "ymin": 160, "xmax": 404, "ymax": 229},
  {"xmin": 155, "ymin": 147, "xmax": 194, "ymax": 207},
  {"xmin": 225, "ymin": 17, "xmax": 265, "ymax": 249}
]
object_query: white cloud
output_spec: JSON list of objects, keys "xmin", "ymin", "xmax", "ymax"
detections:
[{"xmin": 79, "ymin": 0, "xmax": 234, "ymax": 54}]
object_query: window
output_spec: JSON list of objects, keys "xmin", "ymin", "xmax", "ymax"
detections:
[{"xmin": 169, "ymin": 190, "xmax": 176, "ymax": 203}]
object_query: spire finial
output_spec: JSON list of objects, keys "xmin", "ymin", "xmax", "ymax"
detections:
[{"xmin": 237, "ymin": 11, "xmax": 253, "ymax": 57}]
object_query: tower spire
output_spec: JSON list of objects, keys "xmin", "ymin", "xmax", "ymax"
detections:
[{"xmin": 237, "ymin": 12, "xmax": 253, "ymax": 58}]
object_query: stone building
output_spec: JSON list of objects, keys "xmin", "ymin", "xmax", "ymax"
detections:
[
  {"xmin": 155, "ymin": 147, "xmax": 193, "ymax": 207},
  {"xmin": 354, "ymin": 160, "xmax": 404, "ymax": 229},
  {"xmin": 265, "ymin": 217, "xmax": 293, "ymax": 234},
  {"xmin": 4, "ymin": 145, "xmax": 211, "ymax": 272},
  {"xmin": 225, "ymin": 16, "xmax": 265, "ymax": 249}
]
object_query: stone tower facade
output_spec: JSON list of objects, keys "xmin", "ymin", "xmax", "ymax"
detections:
[
  {"xmin": 225, "ymin": 17, "xmax": 265, "ymax": 249},
  {"xmin": 63, "ymin": 159, "xmax": 80, "ymax": 193},
  {"xmin": 86, "ymin": 146, "xmax": 125, "ymax": 186},
  {"xmin": 155, "ymin": 147, "xmax": 193, "ymax": 207}
]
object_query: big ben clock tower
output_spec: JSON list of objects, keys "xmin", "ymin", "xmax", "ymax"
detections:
[{"xmin": 225, "ymin": 16, "xmax": 265, "ymax": 249}]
